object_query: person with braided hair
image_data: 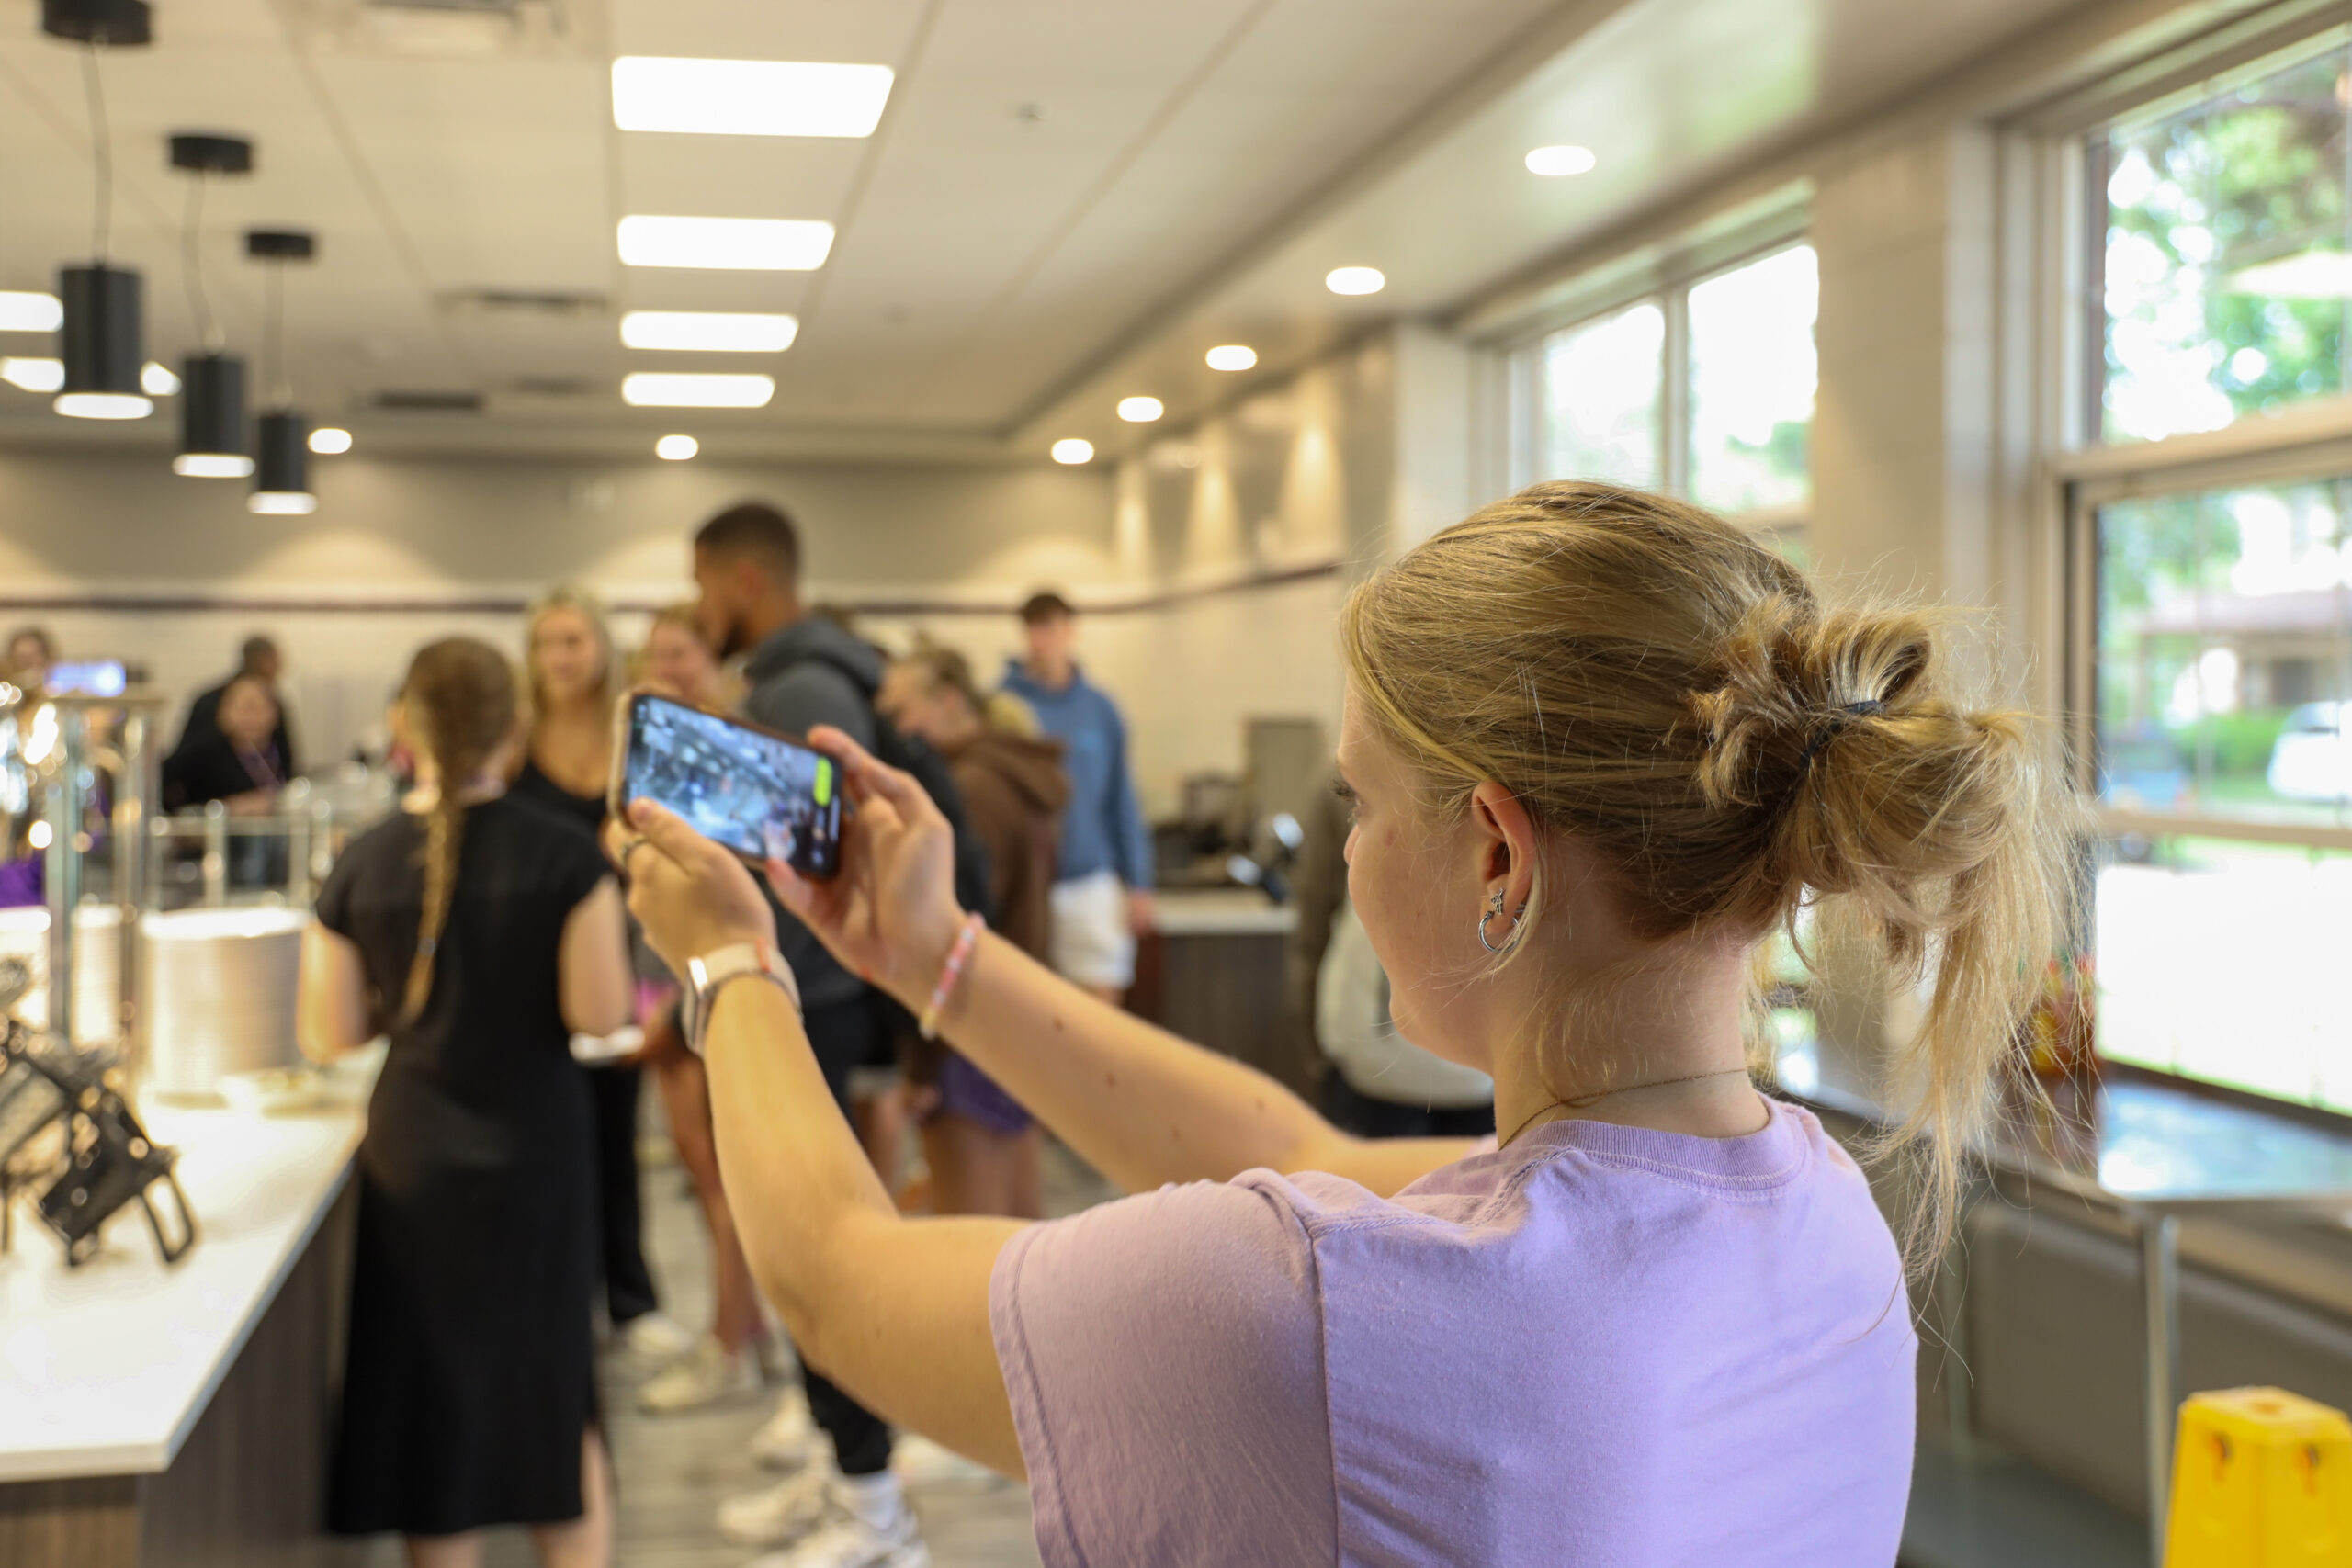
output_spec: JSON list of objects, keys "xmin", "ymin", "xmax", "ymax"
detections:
[{"xmin": 299, "ymin": 637, "xmax": 631, "ymax": 1568}]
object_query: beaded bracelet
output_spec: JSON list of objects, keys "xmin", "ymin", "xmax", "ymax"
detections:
[{"xmin": 918, "ymin": 913, "xmax": 986, "ymax": 1041}]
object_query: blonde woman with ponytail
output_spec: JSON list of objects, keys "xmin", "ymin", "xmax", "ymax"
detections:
[
  {"xmin": 300, "ymin": 637, "xmax": 631, "ymax": 1568},
  {"xmin": 616, "ymin": 480, "xmax": 2070, "ymax": 1568}
]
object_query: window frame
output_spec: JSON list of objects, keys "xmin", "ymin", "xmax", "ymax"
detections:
[
  {"xmin": 2052, "ymin": 21, "xmax": 2352, "ymax": 1117},
  {"xmin": 1495, "ymin": 224, "xmax": 1815, "ymax": 534}
]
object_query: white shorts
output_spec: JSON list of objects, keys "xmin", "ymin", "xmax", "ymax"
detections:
[{"xmin": 1049, "ymin": 869, "xmax": 1137, "ymax": 991}]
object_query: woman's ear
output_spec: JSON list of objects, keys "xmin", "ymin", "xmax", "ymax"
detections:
[{"xmin": 1467, "ymin": 780, "xmax": 1539, "ymax": 912}]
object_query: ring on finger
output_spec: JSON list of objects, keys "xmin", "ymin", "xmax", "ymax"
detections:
[{"xmin": 616, "ymin": 835, "xmax": 652, "ymax": 870}]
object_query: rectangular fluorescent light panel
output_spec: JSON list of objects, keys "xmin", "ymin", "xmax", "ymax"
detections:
[
  {"xmin": 617, "ymin": 216, "xmax": 834, "ymax": 272},
  {"xmin": 1, "ymin": 357, "xmax": 64, "ymax": 393},
  {"xmin": 612, "ymin": 58, "xmax": 893, "ymax": 138},
  {"xmin": 621, "ymin": 310, "xmax": 799, "ymax": 353},
  {"xmin": 621, "ymin": 372, "xmax": 775, "ymax": 408},
  {"xmin": 0, "ymin": 292, "xmax": 62, "ymax": 333}
]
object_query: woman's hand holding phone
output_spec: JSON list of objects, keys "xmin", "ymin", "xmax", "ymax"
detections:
[
  {"xmin": 611, "ymin": 725, "xmax": 966, "ymax": 1007},
  {"xmin": 607, "ymin": 800, "xmax": 778, "ymax": 978},
  {"xmin": 765, "ymin": 726, "xmax": 967, "ymax": 1007}
]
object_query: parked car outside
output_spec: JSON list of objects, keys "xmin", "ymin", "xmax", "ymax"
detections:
[{"xmin": 2267, "ymin": 702, "xmax": 2352, "ymax": 803}]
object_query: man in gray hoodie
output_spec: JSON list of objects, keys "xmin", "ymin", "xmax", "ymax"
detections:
[{"xmin": 688, "ymin": 502, "xmax": 927, "ymax": 1568}]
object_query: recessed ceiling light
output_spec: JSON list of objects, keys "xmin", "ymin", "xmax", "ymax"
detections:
[
  {"xmin": 2, "ymin": 357, "xmax": 64, "ymax": 393},
  {"xmin": 617, "ymin": 216, "xmax": 834, "ymax": 271},
  {"xmin": 1117, "ymin": 396, "xmax": 1163, "ymax": 423},
  {"xmin": 1525, "ymin": 144, "xmax": 1598, "ymax": 176},
  {"xmin": 56, "ymin": 392, "xmax": 153, "ymax": 420},
  {"xmin": 248, "ymin": 491, "xmax": 318, "ymax": 516},
  {"xmin": 656, "ymin": 434, "xmax": 699, "ymax": 460},
  {"xmin": 1325, "ymin": 266, "xmax": 1385, "ymax": 297},
  {"xmin": 1205, "ymin": 344, "xmax": 1256, "ymax": 371},
  {"xmin": 621, "ymin": 310, "xmax": 800, "ymax": 353},
  {"xmin": 173, "ymin": 453, "xmax": 254, "ymax": 479},
  {"xmin": 141, "ymin": 361, "xmax": 180, "ymax": 396},
  {"xmin": 310, "ymin": 426, "xmax": 353, "ymax": 455},
  {"xmin": 622, "ymin": 372, "xmax": 775, "ymax": 408},
  {"xmin": 1050, "ymin": 438, "xmax": 1094, "ymax": 465},
  {"xmin": 612, "ymin": 58, "xmax": 895, "ymax": 138},
  {"xmin": 0, "ymin": 292, "xmax": 62, "ymax": 333}
]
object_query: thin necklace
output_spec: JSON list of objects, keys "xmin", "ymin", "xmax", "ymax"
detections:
[{"xmin": 1499, "ymin": 1066, "xmax": 1756, "ymax": 1147}]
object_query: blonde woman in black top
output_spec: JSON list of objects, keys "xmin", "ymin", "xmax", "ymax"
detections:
[
  {"xmin": 299, "ymin": 637, "xmax": 631, "ymax": 1567},
  {"xmin": 514, "ymin": 586, "xmax": 691, "ymax": 1363}
]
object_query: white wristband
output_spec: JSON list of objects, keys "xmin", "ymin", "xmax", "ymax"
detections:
[{"xmin": 685, "ymin": 942, "xmax": 801, "ymax": 1055}]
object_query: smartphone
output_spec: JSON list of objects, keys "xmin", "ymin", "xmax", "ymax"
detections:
[{"xmin": 610, "ymin": 694, "xmax": 843, "ymax": 879}]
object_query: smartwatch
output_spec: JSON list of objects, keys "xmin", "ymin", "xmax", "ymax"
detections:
[{"xmin": 684, "ymin": 942, "xmax": 801, "ymax": 1055}]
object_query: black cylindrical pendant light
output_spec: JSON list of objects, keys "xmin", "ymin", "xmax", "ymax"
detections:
[
  {"xmin": 173, "ymin": 354, "xmax": 249, "ymax": 477},
  {"xmin": 249, "ymin": 412, "xmax": 312, "ymax": 514},
  {"xmin": 54, "ymin": 264, "xmax": 150, "ymax": 420},
  {"xmin": 49, "ymin": 4, "xmax": 153, "ymax": 421},
  {"xmin": 166, "ymin": 134, "xmax": 254, "ymax": 476},
  {"xmin": 245, "ymin": 230, "xmax": 318, "ymax": 515}
]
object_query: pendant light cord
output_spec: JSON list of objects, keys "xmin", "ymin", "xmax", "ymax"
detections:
[
  {"xmin": 182, "ymin": 177, "xmax": 221, "ymax": 353},
  {"xmin": 265, "ymin": 263, "xmax": 288, "ymax": 409},
  {"xmin": 80, "ymin": 44, "xmax": 111, "ymax": 262}
]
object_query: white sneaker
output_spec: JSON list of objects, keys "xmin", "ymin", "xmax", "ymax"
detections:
[
  {"xmin": 637, "ymin": 1334, "xmax": 763, "ymax": 1414},
  {"xmin": 746, "ymin": 1511, "xmax": 930, "ymax": 1568},
  {"xmin": 741, "ymin": 1475, "xmax": 927, "ymax": 1568},
  {"xmin": 891, "ymin": 1434, "xmax": 1000, "ymax": 1490},
  {"xmin": 718, "ymin": 1464, "xmax": 837, "ymax": 1548},
  {"xmin": 750, "ymin": 1383, "xmax": 819, "ymax": 1472},
  {"xmin": 618, "ymin": 1310, "xmax": 696, "ymax": 1365}
]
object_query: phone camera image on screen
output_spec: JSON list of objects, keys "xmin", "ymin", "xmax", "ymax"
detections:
[{"xmin": 623, "ymin": 697, "xmax": 842, "ymax": 878}]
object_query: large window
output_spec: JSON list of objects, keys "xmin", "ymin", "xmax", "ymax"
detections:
[
  {"xmin": 2091, "ymin": 477, "xmax": 2352, "ymax": 1109},
  {"xmin": 2098, "ymin": 36, "xmax": 2352, "ymax": 443},
  {"xmin": 1517, "ymin": 243, "xmax": 1817, "ymax": 519},
  {"xmin": 2080, "ymin": 36, "xmax": 2352, "ymax": 1116}
]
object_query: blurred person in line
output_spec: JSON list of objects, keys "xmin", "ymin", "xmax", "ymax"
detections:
[
  {"xmin": 299, "ymin": 637, "xmax": 631, "ymax": 1568},
  {"xmin": 515, "ymin": 586, "xmax": 693, "ymax": 1368},
  {"xmin": 173, "ymin": 633, "xmax": 300, "ymax": 778},
  {"xmin": 1288, "ymin": 768, "xmax": 1495, "ymax": 1139},
  {"xmin": 689, "ymin": 502, "xmax": 930, "ymax": 1568},
  {"xmin": 1000, "ymin": 592, "xmax": 1154, "ymax": 1005},
  {"xmin": 608, "ymin": 479, "xmax": 2075, "ymax": 1567},
  {"xmin": 629, "ymin": 605, "xmax": 774, "ymax": 1416},
  {"xmin": 4, "ymin": 626, "xmax": 54, "ymax": 692},
  {"xmin": 162, "ymin": 675, "xmax": 289, "ymax": 814},
  {"xmin": 879, "ymin": 644, "xmax": 1069, "ymax": 1219}
]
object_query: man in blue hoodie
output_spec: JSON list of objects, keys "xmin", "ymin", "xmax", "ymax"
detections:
[
  {"xmin": 687, "ymin": 502, "xmax": 928, "ymax": 1568},
  {"xmin": 1001, "ymin": 591, "xmax": 1155, "ymax": 1004}
]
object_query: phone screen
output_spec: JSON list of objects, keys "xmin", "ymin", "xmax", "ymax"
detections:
[
  {"xmin": 620, "ymin": 695, "xmax": 843, "ymax": 878},
  {"xmin": 46, "ymin": 660, "xmax": 127, "ymax": 697}
]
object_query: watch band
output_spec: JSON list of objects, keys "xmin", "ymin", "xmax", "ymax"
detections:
[{"xmin": 685, "ymin": 942, "xmax": 801, "ymax": 1055}]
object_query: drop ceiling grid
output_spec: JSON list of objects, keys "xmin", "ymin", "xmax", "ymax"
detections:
[
  {"xmin": 311, "ymin": 56, "xmax": 614, "ymax": 293},
  {"xmin": 899, "ymin": 0, "xmax": 1570, "ymax": 426}
]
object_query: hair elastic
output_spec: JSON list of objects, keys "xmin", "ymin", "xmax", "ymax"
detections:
[
  {"xmin": 1797, "ymin": 698, "xmax": 1887, "ymax": 773},
  {"xmin": 918, "ymin": 912, "xmax": 987, "ymax": 1041}
]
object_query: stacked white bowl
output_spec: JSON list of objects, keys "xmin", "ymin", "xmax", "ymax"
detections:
[
  {"xmin": 0, "ymin": 905, "xmax": 126, "ymax": 1046},
  {"xmin": 141, "ymin": 907, "xmax": 309, "ymax": 1100}
]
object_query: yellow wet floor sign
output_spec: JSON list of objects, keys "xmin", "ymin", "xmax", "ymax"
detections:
[{"xmin": 2166, "ymin": 1387, "xmax": 2352, "ymax": 1566}]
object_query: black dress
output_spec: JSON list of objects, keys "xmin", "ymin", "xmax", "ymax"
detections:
[
  {"xmin": 511, "ymin": 756, "xmax": 662, "ymax": 1327},
  {"xmin": 321, "ymin": 795, "xmax": 610, "ymax": 1536}
]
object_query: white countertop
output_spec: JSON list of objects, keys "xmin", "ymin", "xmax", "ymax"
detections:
[
  {"xmin": 1152, "ymin": 888, "xmax": 1298, "ymax": 936},
  {"xmin": 0, "ymin": 1087, "xmax": 366, "ymax": 1483}
]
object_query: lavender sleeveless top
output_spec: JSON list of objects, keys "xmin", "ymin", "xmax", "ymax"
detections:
[{"xmin": 989, "ymin": 1099, "xmax": 1914, "ymax": 1567}]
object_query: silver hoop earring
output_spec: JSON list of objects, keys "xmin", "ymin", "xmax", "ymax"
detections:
[{"xmin": 1476, "ymin": 890, "xmax": 1527, "ymax": 955}]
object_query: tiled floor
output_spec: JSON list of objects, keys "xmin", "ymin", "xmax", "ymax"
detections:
[{"xmin": 353, "ymin": 1133, "xmax": 1114, "ymax": 1568}]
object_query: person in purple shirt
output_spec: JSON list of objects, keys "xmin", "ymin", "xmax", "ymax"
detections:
[{"xmin": 614, "ymin": 479, "xmax": 2070, "ymax": 1568}]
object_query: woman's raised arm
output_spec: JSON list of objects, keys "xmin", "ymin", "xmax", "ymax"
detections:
[{"xmin": 771, "ymin": 730, "xmax": 1479, "ymax": 1197}]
